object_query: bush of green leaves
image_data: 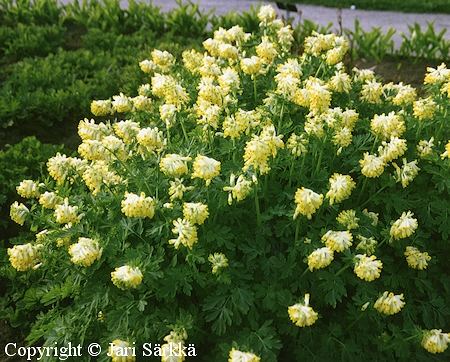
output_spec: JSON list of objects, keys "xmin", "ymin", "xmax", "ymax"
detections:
[{"xmin": 4, "ymin": 5, "xmax": 450, "ymax": 361}]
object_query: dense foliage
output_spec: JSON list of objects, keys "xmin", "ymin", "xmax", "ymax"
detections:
[{"xmin": 3, "ymin": 4, "xmax": 450, "ymax": 361}]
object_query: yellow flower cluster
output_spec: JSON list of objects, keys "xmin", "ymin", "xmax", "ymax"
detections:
[
  {"xmin": 404, "ymin": 246, "xmax": 431, "ymax": 270},
  {"xmin": 191, "ymin": 154, "xmax": 221, "ymax": 186},
  {"xmin": 39, "ymin": 191, "xmax": 63, "ymax": 209},
  {"xmin": 208, "ymin": 253, "xmax": 229, "ymax": 274},
  {"xmin": 336, "ymin": 209, "xmax": 359, "ymax": 230},
  {"xmin": 223, "ymin": 174, "xmax": 253, "ymax": 205},
  {"xmin": 242, "ymin": 125, "xmax": 284, "ymax": 175},
  {"xmin": 421, "ymin": 329, "xmax": 450, "ymax": 354},
  {"xmin": 121, "ymin": 192, "xmax": 155, "ymax": 219},
  {"xmin": 68, "ymin": 237, "xmax": 102, "ymax": 267},
  {"xmin": 108, "ymin": 340, "xmax": 136, "ymax": 362},
  {"xmin": 8, "ymin": 243, "xmax": 43, "ymax": 271},
  {"xmin": 169, "ymin": 218, "xmax": 198, "ymax": 249},
  {"xmin": 229, "ymin": 348, "xmax": 260, "ymax": 362},
  {"xmin": 293, "ymin": 187, "xmax": 323, "ymax": 220},
  {"xmin": 54, "ymin": 198, "xmax": 81, "ymax": 224},
  {"xmin": 325, "ymin": 173, "xmax": 356, "ymax": 205},
  {"xmin": 159, "ymin": 154, "xmax": 191, "ymax": 177},
  {"xmin": 390, "ymin": 211, "xmax": 418, "ymax": 241},
  {"xmin": 321, "ymin": 230, "xmax": 353, "ymax": 252},
  {"xmin": 161, "ymin": 328, "xmax": 188, "ymax": 362},
  {"xmin": 288, "ymin": 293, "xmax": 318, "ymax": 327},
  {"xmin": 370, "ymin": 111, "xmax": 405, "ymax": 140},
  {"xmin": 10, "ymin": 201, "xmax": 29, "ymax": 226},
  {"xmin": 392, "ymin": 158, "xmax": 420, "ymax": 188},
  {"xmin": 183, "ymin": 202, "xmax": 209, "ymax": 225},
  {"xmin": 374, "ymin": 291, "xmax": 405, "ymax": 315},
  {"xmin": 16, "ymin": 180, "xmax": 42, "ymax": 199},
  {"xmin": 111, "ymin": 265, "xmax": 143, "ymax": 290},
  {"xmin": 308, "ymin": 247, "xmax": 334, "ymax": 271},
  {"xmin": 354, "ymin": 254, "xmax": 383, "ymax": 281}
]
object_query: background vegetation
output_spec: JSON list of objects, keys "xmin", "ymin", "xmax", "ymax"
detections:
[{"xmin": 287, "ymin": 0, "xmax": 450, "ymax": 14}]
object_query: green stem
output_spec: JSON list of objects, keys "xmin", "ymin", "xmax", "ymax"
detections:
[
  {"xmin": 335, "ymin": 263, "xmax": 351, "ymax": 277},
  {"xmin": 278, "ymin": 100, "xmax": 285, "ymax": 132},
  {"xmin": 179, "ymin": 117, "xmax": 189, "ymax": 143},
  {"xmin": 253, "ymin": 75, "xmax": 258, "ymax": 105},
  {"xmin": 435, "ymin": 107, "xmax": 447, "ymax": 141},
  {"xmin": 382, "ymin": 335, "xmax": 417, "ymax": 351},
  {"xmin": 360, "ymin": 184, "xmax": 388, "ymax": 209},
  {"xmin": 357, "ymin": 177, "xmax": 368, "ymax": 205},
  {"xmin": 294, "ymin": 217, "xmax": 301, "ymax": 244},
  {"xmin": 254, "ymin": 184, "xmax": 262, "ymax": 228}
]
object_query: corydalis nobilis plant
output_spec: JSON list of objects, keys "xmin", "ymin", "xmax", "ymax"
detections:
[{"xmin": 7, "ymin": 4, "xmax": 450, "ymax": 361}]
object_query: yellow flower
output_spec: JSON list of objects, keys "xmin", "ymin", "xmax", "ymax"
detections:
[
  {"xmin": 421, "ymin": 329, "xmax": 450, "ymax": 354},
  {"xmin": 39, "ymin": 191, "xmax": 63, "ymax": 209},
  {"xmin": 47, "ymin": 153, "xmax": 87, "ymax": 185},
  {"xmin": 336, "ymin": 209, "xmax": 359, "ymax": 230},
  {"xmin": 218, "ymin": 43, "xmax": 239, "ymax": 60},
  {"xmin": 111, "ymin": 265, "xmax": 143, "ymax": 290},
  {"xmin": 390, "ymin": 211, "xmax": 418, "ymax": 241},
  {"xmin": 223, "ymin": 174, "xmax": 253, "ymax": 205},
  {"xmin": 121, "ymin": 192, "xmax": 155, "ymax": 219},
  {"xmin": 321, "ymin": 230, "xmax": 353, "ymax": 252},
  {"xmin": 286, "ymin": 133, "xmax": 308, "ymax": 156},
  {"xmin": 90, "ymin": 100, "xmax": 113, "ymax": 116},
  {"xmin": 8, "ymin": 243, "xmax": 43, "ymax": 271},
  {"xmin": 308, "ymin": 247, "xmax": 334, "ymax": 271},
  {"xmin": 208, "ymin": 253, "xmax": 229, "ymax": 274},
  {"xmin": 54, "ymin": 198, "xmax": 81, "ymax": 224},
  {"xmin": 218, "ymin": 68, "xmax": 240, "ymax": 95},
  {"xmin": 257, "ymin": 4, "xmax": 277, "ymax": 25},
  {"xmin": 306, "ymin": 77, "xmax": 331, "ymax": 114},
  {"xmin": 424, "ymin": 63, "xmax": 450, "ymax": 84},
  {"xmin": 378, "ymin": 136, "xmax": 407, "ymax": 163},
  {"xmin": 393, "ymin": 158, "xmax": 420, "ymax": 188},
  {"xmin": 132, "ymin": 95, "xmax": 152, "ymax": 111},
  {"xmin": 404, "ymin": 246, "xmax": 431, "ymax": 270},
  {"xmin": 159, "ymin": 154, "xmax": 191, "ymax": 177},
  {"xmin": 82, "ymin": 161, "xmax": 123, "ymax": 196},
  {"xmin": 392, "ymin": 83, "xmax": 417, "ymax": 106},
  {"xmin": 191, "ymin": 154, "xmax": 221, "ymax": 186},
  {"xmin": 168, "ymin": 178, "xmax": 194, "ymax": 201},
  {"xmin": 440, "ymin": 140, "xmax": 450, "ymax": 159},
  {"xmin": 355, "ymin": 235, "xmax": 378, "ymax": 256},
  {"xmin": 229, "ymin": 348, "xmax": 260, "ymax": 362},
  {"xmin": 78, "ymin": 118, "xmax": 112, "ymax": 141},
  {"xmin": 108, "ymin": 340, "xmax": 136, "ymax": 362},
  {"xmin": 413, "ymin": 97, "xmax": 437, "ymax": 120},
  {"xmin": 182, "ymin": 49, "xmax": 203, "ymax": 73},
  {"xmin": 363, "ymin": 209, "xmax": 379, "ymax": 226},
  {"xmin": 326, "ymin": 173, "xmax": 356, "ymax": 205},
  {"xmin": 113, "ymin": 120, "xmax": 140, "ymax": 144},
  {"xmin": 293, "ymin": 187, "xmax": 323, "ymax": 220},
  {"xmin": 360, "ymin": 80, "xmax": 383, "ymax": 104},
  {"xmin": 256, "ymin": 36, "xmax": 278, "ymax": 64},
  {"xmin": 68, "ymin": 237, "xmax": 102, "ymax": 267},
  {"xmin": 417, "ymin": 137, "xmax": 434, "ymax": 157},
  {"xmin": 151, "ymin": 49, "xmax": 175, "ymax": 71},
  {"xmin": 370, "ymin": 112, "xmax": 405, "ymax": 140},
  {"xmin": 16, "ymin": 180, "xmax": 42, "ymax": 198},
  {"xmin": 329, "ymin": 70, "xmax": 352, "ymax": 93},
  {"xmin": 169, "ymin": 218, "xmax": 198, "ymax": 249},
  {"xmin": 112, "ymin": 92, "xmax": 131, "ymax": 113},
  {"xmin": 137, "ymin": 127, "xmax": 166, "ymax": 153},
  {"xmin": 354, "ymin": 254, "xmax": 383, "ymax": 281},
  {"xmin": 288, "ymin": 294, "xmax": 318, "ymax": 327},
  {"xmin": 359, "ymin": 152, "xmax": 385, "ymax": 178},
  {"xmin": 139, "ymin": 59, "xmax": 158, "ymax": 73},
  {"xmin": 240, "ymin": 56, "xmax": 262, "ymax": 75},
  {"xmin": 183, "ymin": 202, "xmax": 209, "ymax": 225},
  {"xmin": 10, "ymin": 201, "xmax": 29, "ymax": 226},
  {"xmin": 374, "ymin": 291, "xmax": 405, "ymax": 315}
]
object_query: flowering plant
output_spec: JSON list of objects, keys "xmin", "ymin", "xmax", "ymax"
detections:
[{"xmin": 5, "ymin": 4, "xmax": 450, "ymax": 361}]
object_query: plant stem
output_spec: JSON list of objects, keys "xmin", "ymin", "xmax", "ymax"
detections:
[
  {"xmin": 254, "ymin": 184, "xmax": 262, "ymax": 228},
  {"xmin": 179, "ymin": 117, "xmax": 189, "ymax": 143},
  {"xmin": 360, "ymin": 184, "xmax": 388, "ymax": 209},
  {"xmin": 335, "ymin": 263, "xmax": 351, "ymax": 277},
  {"xmin": 253, "ymin": 75, "xmax": 258, "ymax": 105},
  {"xmin": 357, "ymin": 177, "xmax": 368, "ymax": 205}
]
